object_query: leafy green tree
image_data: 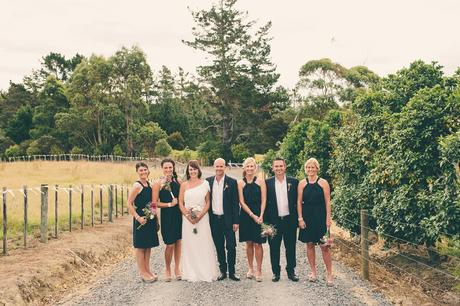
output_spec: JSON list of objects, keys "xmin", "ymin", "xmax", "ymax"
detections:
[
  {"xmin": 5, "ymin": 145, "xmax": 23, "ymax": 157},
  {"xmin": 185, "ymin": 0, "xmax": 284, "ymax": 158},
  {"xmin": 154, "ymin": 139, "xmax": 172, "ymax": 157},
  {"xmin": 26, "ymin": 135, "xmax": 61, "ymax": 155},
  {"xmin": 131, "ymin": 121, "xmax": 167, "ymax": 156},
  {"xmin": 167, "ymin": 131, "xmax": 186, "ymax": 150},
  {"xmin": 0, "ymin": 130, "xmax": 14, "ymax": 158},
  {"xmin": 6, "ymin": 105, "xmax": 33, "ymax": 143},
  {"xmin": 231, "ymin": 143, "xmax": 252, "ymax": 163}
]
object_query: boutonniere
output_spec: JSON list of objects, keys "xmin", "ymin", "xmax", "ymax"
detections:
[
  {"xmin": 224, "ymin": 184, "xmax": 229, "ymax": 191},
  {"xmin": 288, "ymin": 183, "xmax": 292, "ymax": 192}
]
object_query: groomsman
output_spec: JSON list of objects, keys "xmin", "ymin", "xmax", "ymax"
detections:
[
  {"xmin": 265, "ymin": 157, "xmax": 299, "ymax": 282},
  {"xmin": 207, "ymin": 158, "xmax": 240, "ymax": 281}
]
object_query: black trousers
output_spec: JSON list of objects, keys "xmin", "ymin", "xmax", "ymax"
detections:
[
  {"xmin": 268, "ymin": 216, "xmax": 297, "ymax": 275},
  {"xmin": 210, "ymin": 214, "xmax": 236, "ymax": 274}
]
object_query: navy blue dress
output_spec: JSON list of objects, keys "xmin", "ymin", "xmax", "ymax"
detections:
[
  {"xmin": 239, "ymin": 177, "xmax": 267, "ymax": 244},
  {"xmin": 133, "ymin": 181, "xmax": 159, "ymax": 249},
  {"xmin": 159, "ymin": 179, "xmax": 182, "ymax": 245},
  {"xmin": 298, "ymin": 177, "xmax": 327, "ymax": 244}
]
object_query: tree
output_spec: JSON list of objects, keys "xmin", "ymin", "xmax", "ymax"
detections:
[
  {"xmin": 131, "ymin": 122, "xmax": 167, "ymax": 156},
  {"xmin": 167, "ymin": 131, "xmax": 186, "ymax": 150},
  {"xmin": 6, "ymin": 105, "xmax": 33, "ymax": 143},
  {"xmin": 26, "ymin": 135, "xmax": 61, "ymax": 155},
  {"xmin": 110, "ymin": 46, "xmax": 153, "ymax": 156},
  {"xmin": 154, "ymin": 139, "xmax": 172, "ymax": 157},
  {"xmin": 184, "ymin": 0, "xmax": 283, "ymax": 158}
]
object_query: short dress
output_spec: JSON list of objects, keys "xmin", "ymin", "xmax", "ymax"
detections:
[
  {"xmin": 298, "ymin": 177, "xmax": 327, "ymax": 244},
  {"xmin": 239, "ymin": 177, "xmax": 267, "ymax": 244}
]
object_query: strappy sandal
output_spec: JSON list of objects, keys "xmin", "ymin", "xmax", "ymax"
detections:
[
  {"xmin": 246, "ymin": 271, "xmax": 254, "ymax": 279},
  {"xmin": 308, "ymin": 274, "xmax": 317, "ymax": 282}
]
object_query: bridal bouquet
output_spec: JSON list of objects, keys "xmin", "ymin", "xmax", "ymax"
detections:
[
  {"xmin": 136, "ymin": 201, "xmax": 157, "ymax": 230},
  {"xmin": 189, "ymin": 205, "xmax": 201, "ymax": 234},
  {"xmin": 161, "ymin": 176, "xmax": 175, "ymax": 199},
  {"xmin": 319, "ymin": 228, "xmax": 333, "ymax": 247},
  {"xmin": 260, "ymin": 223, "xmax": 277, "ymax": 239}
]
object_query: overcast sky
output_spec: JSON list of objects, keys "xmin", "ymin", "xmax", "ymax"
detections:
[{"xmin": 1, "ymin": 0, "xmax": 459, "ymax": 90}]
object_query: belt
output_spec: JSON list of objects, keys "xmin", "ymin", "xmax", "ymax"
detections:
[
  {"xmin": 278, "ymin": 215, "xmax": 289, "ymax": 220},
  {"xmin": 213, "ymin": 214, "xmax": 224, "ymax": 219}
]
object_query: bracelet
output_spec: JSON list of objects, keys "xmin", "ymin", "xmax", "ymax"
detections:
[
  {"xmin": 168, "ymin": 203, "xmax": 171, "ymax": 208},
  {"xmin": 298, "ymin": 218, "xmax": 304, "ymax": 221}
]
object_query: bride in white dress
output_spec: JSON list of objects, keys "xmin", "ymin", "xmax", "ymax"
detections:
[{"xmin": 178, "ymin": 160, "xmax": 218, "ymax": 282}]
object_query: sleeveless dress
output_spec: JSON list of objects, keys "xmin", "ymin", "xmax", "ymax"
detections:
[
  {"xmin": 159, "ymin": 179, "xmax": 182, "ymax": 245},
  {"xmin": 133, "ymin": 181, "xmax": 159, "ymax": 249},
  {"xmin": 239, "ymin": 177, "xmax": 267, "ymax": 244},
  {"xmin": 181, "ymin": 180, "xmax": 219, "ymax": 282},
  {"xmin": 298, "ymin": 177, "xmax": 327, "ymax": 244}
]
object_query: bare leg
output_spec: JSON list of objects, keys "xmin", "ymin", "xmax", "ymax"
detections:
[
  {"xmin": 174, "ymin": 240, "xmax": 182, "ymax": 277},
  {"xmin": 165, "ymin": 244, "xmax": 174, "ymax": 278},
  {"xmin": 144, "ymin": 248, "xmax": 154, "ymax": 277},
  {"xmin": 254, "ymin": 243, "xmax": 263, "ymax": 278},
  {"xmin": 320, "ymin": 245, "xmax": 333, "ymax": 282},
  {"xmin": 135, "ymin": 248, "xmax": 149, "ymax": 279},
  {"xmin": 246, "ymin": 242, "xmax": 255, "ymax": 275},
  {"xmin": 307, "ymin": 243, "xmax": 317, "ymax": 278}
]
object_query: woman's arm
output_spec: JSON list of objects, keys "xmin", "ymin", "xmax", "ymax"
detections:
[
  {"xmin": 297, "ymin": 180, "xmax": 306, "ymax": 229},
  {"xmin": 153, "ymin": 180, "xmax": 177, "ymax": 208},
  {"xmin": 319, "ymin": 179, "xmax": 332, "ymax": 228},
  {"xmin": 257, "ymin": 178, "xmax": 267, "ymax": 224},
  {"xmin": 178, "ymin": 183, "xmax": 193, "ymax": 223},
  {"xmin": 196, "ymin": 190, "xmax": 211, "ymax": 223},
  {"xmin": 127, "ymin": 183, "xmax": 145, "ymax": 225}
]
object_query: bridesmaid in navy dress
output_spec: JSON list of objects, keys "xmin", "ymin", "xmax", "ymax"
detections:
[
  {"xmin": 297, "ymin": 158, "xmax": 333, "ymax": 286},
  {"xmin": 153, "ymin": 158, "xmax": 182, "ymax": 281},
  {"xmin": 238, "ymin": 157, "xmax": 267, "ymax": 282},
  {"xmin": 127, "ymin": 162, "xmax": 159, "ymax": 283}
]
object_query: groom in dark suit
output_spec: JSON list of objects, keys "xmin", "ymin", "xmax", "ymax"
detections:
[
  {"xmin": 207, "ymin": 158, "xmax": 240, "ymax": 281},
  {"xmin": 265, "ymin": 157, "xmax": 299, "ymax": 282}
]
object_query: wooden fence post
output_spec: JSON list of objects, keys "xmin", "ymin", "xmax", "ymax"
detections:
[
  {"xmin": 23, "ymin": 186, "xmax": 28, "ymax": 248},
  {"xmin": 40, "ymin": 184, "xmax": 48, "ymax": 243},
  {"xmin": 69, "ymin": 185, "xmax": 72, "ymax": 232},
  {"xmin": 80, "ymin": 185, "xmax": 84, "ymax": 229},
  {"xmin": 108, "ymin": 185, "xmax": 113, "ymax": 222},
  {"xmin": 99, "ymin": 185, "xmax": 103, "ymax": 224},
  {"xmin": 91, "ymin": 185, "xmax": 94, "ymax": 227},
  {"xmin": 121, "ymin": 186, "xmax": 124, "ymax": 216},
  {"xmin": 115, "ymin": 185, "xmax": 118, "ymax": 218},
  {"xmin": 2, "ymin": 187, "xmax": 7, "ymax": 255},
  {"xmin": 55, "ymin": 185, "xmax": 58, "ymax": 238},
  {"xmin": 361, "ymin": 209, "xmax": 370, "ymax": 280}
]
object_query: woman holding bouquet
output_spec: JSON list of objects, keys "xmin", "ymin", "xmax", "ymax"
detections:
[
  {"xmin": 238, "ymin": 157, "xmax": 267, "ymax": 282},
  {"xmin": 178, "ymin": 160, "xmax": 218, "ymax": 282},
  {"xmin": 152, "ymin": 158, "xmax": 182, "ymax": 281},
  {"xmin": 127, "ymin": 162, "xmax": 159, "ymax": 283},
  {"xmin": 297, "ymin": 158, "xmax": 333, "ymax": 286}
]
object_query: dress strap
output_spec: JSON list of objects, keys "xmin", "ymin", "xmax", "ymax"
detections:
[
  {"xmin": 243, "ymin": 177, "xmax": 247, "ymax": 184},
  {"xmin": 136, "ymin": 180, "xmax": 148, "ymax": 188},
  {"xmin": 315, "ymin": 177, "xmax": 320, "ymax": 184}
]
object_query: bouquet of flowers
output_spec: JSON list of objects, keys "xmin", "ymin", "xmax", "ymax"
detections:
[
  {"xmin": 319, "ymin": 228, "xmax": 333, "ymax": 247},
  {"xmin": 189, "ymin": 205, "xmax": 202, "ymax": 234},
  {"xmin": 161, "ymin": 176, "xmax": 175, "ymax": 199},
  {"xmin": 260, "ymin": 223, "xmax": 277, "ymax": 239},
  {"xmin": 136, "ymin": 201, "xmax": 157, "ymax": 230}
]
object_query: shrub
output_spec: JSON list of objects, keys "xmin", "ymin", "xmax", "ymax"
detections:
[{"xmin": 154, "ymin": 139, "xmax": 172, "ymax": 157}]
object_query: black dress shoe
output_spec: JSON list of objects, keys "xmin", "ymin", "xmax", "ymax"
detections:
[
  {"xmin": 287, "ymin": 273, "xmax": 299, "ymax": 282},
  {"xmin": 272, "ymin": 274, "xmax": 280, "ymax": 282},
  {"xmin": 229, "ymin": 274, "xmax": 240, "ymax": 281},
  {"xmin": 217, "ymin": 273, "xmax": 227, "ymax": 281}
]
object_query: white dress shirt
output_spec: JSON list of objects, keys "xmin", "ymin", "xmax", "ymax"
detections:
[
  {"xmin": 275, "ymin": 176, "xmax": 290, "ymax": 217},
  {"xmin": 212, "ymin": 175, "xmax": 225, "ymax": 215}
]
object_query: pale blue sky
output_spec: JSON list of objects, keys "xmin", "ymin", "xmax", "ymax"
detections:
[{"xmin": 1, "ymin": 0, "xmax": 459, "ymax": 90}]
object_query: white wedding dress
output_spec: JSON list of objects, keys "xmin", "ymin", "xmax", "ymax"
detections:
[{"xmin": 181, "ymin": 180, "xmax": 219, "ymax": 282}]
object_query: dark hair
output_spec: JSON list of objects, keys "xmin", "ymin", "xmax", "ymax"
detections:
[
  {"xmin": 273, "ymin": 156, "xmax": 286, "ymax": 164},
  {"xmin": 135, "ymin": 162, "xmax": 149, "ymax": 171},
  {"xmin": 186, "ymin": 160, "xmax": 202, "ymax": 180},
  {"xmin": 161, "ymin": 158, "xmax": 178, "ymax": 181}
]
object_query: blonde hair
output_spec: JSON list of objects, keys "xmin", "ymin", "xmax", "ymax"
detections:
[
  {"xmin": 305, "ymin": 158, "xmax": 320, "ymax": 171},
  {"xmin": 242, "ymin": 157, "xmax": 257, "ymax": 177}
]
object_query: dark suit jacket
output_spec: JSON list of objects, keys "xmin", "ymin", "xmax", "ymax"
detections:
[
  {"xmin": 206, "ymin": 175, "xmax": 240, "ymax": 229},
  {"xmin": 265, "ymin": 176, "xmax": 299, "ymax": 226}
]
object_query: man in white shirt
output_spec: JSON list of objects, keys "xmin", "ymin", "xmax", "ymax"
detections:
[
  {"xmin": 265, "ymin": 157, "xmax": 299, "ymax": 282},
  {"xmin": 206, "ymin": 158, "xmax": 240, "ymax": 281}
]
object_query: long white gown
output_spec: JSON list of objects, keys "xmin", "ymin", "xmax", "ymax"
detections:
[{"xmin": 181, "ymin": 180, "xmax": 219, "ymax": 282}]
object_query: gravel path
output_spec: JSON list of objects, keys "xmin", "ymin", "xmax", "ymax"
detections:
[{"xmin": 60, "ymin": 238, "xmax": 391, "ymax": 306}]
